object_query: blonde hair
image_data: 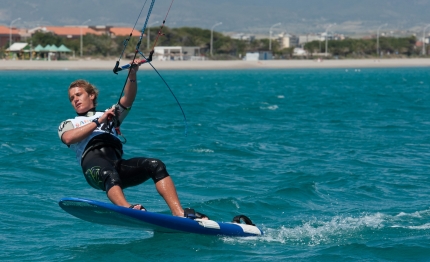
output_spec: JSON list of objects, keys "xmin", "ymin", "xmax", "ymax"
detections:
[{"xmin": 68, "ymin": 79, "xmax": 99, "ymax": 107}]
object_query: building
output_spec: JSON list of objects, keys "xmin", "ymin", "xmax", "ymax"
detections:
[
  {"xmin": 153, "ymin": 46, "xmax": 203, "ymax": 61},
  {"xmin": 0, "ymin": 26, "xmax": 20, "ymax": 48},
  {"xmin": 89, "ymin": 25, "xmax": 114, "ymax": 36},
  {"xmin": 298, "ymin": 34, "xmax": 323, "ymax": 46},
  {"xmin": 334, "ymin": 34, "xmax": 345, "ymax": 41},
  {"xmin": 230, "ymin": 33, "xmax": 255, "ymax": 42},
  {"xmin": 244, "ymin": 51, "xmax": 273, "ymax": 61},
  {"xmin": 278, "ymin": 33, "xmax": 299, "ymax": 48},
  {"xmin": 108, "ymin": 27, "xmax": 135, "ymax": 37},
  {"xmin": 28, "ymin": 26, "xmax": 103, "ymax": 39},
  {"xmin": 5, "ymin": 42, "xmax": 30, "ymax": 59},
  {"xmin": 298, "ymin": 33, "xmax": 344, "ymax": 47},
  {"xmin": 293, "ymin": 48, "xmax": 307, "ymax": 56},
  {"xmin": 243, "ymin": 52, "xmax": 259, "ymax": 61},
  {"xmin": 27, "ymin": 25, "xmax": 135, "ymax": 39},
  {"xmin": 5, "ymin": 42, "xmax": 72, "ymax": 60}
]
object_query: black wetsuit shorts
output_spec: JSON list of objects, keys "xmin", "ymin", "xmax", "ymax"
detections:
[{"xmin": 81, "ymin": 146, "xmax": 170, "ymax": 192}]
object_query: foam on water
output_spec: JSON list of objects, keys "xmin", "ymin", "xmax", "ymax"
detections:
[
  {"xmin": 255, "ymin": 212, "xmax": 385, "ymax": 245},
  {"xmin": 225, "ymin": 208, "xmax": 430, "ymax": 247},
  {"xmin": 189, "ymin": 148, "xmax": 215, "ymax": 153}
]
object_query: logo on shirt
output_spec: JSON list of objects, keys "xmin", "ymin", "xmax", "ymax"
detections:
[{"xmin": 58, "ymin": 121, "xmax": 67, "ymax": 132}]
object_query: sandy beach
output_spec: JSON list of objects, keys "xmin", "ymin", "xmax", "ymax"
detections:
[{"xmin": 0, "ymin": 58, "xmax": 429, "ymax": 71}]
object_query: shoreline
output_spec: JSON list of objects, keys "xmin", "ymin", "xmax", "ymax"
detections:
[{"xmin": 0, "ymin": 58, "xmax": 429, "ymax": 71}]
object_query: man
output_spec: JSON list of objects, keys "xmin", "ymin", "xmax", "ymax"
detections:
[{"xmin": 58, "ymin": 60, "xmax": 207, "ymax": 219}]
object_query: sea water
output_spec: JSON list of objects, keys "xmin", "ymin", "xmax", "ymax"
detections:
[{"xmin": 1, "ymin": 67, "xmax": 429, "ymax": 261}]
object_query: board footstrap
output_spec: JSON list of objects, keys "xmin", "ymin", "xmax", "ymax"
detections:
[{"xmin": 232, "ymin": 215, "xmax": 255, "ymax": 226}]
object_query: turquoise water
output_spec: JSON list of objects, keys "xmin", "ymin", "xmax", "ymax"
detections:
[{"xmin": 1, "ymin": 67, "xmax": 430, "ymax": 261}]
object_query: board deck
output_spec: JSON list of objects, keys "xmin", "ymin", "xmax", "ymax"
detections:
[{"xmin": 59, "ymin": 197, "xmax": 263, "ymax": 237}]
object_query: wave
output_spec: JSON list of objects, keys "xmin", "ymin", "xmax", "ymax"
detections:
[{"xmin": 223, "ymin": 208, "xmax": 430, "ymax": 246}]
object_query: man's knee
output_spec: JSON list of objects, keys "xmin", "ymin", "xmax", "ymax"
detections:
[
  {"xmin": 101, "ymin": 169, "xmax": 122, "ymax": 192},
  {"xmin": 148, "ymin": 158, "xmax": 170, "ymax": 183}
]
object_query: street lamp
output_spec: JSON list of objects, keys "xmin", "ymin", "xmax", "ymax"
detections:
[
  {"xmin": 325, "ymin": 23, "xmax": 335, "ymax": 57},
  {"xmin": 269, "ymin": 23, "xmax": 281, "ymax": 51},
  {"xmin": 147, "ymin": 21, "xmax": 159, "ymax": 49},
  {"xmin": 422, "ymin": 24, "xmax": 430, "ymax": 55},
  {"xmin": 9, "ymin": 17, "xmax": 21, "ymax": 48},
  {"xmin": 377, "ymin": 23, "xmax": 387, "ymax": 57},
  {"xmin": 80, "ymin": 19, "xmax": 91, "ymax": 57},
  {"xmin": 210, "ymin": 22, "xmax": 222, "ymax": 56}
]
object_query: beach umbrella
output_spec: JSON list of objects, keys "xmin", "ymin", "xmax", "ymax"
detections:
[
  {"xmin": 57, "ymin": 44, "xmax": 71, "ymax": 52},
  {"xmin": 48, "ymin": 45, "xmax": 59, "ymax": 52},
  {"xmin": 33, "ymin": 44, "xmax": 44, "ymax": 52},
  {"xmin": 42, "ymin": 45, "xmax": 51, "ymax": 52}
]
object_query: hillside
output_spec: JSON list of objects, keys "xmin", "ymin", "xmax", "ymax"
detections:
[{"xmin": 0, "ymin": 0, "xmax": 429, "ymax": 34}]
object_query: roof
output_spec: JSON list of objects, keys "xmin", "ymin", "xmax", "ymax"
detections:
[
  {"xmin": 6, "ymin": 42, "xmax": 29, "ymax": 51},
  {"xmin": 46, "ymin": 45, "xmax": 59, "ymax": 51},
  {"xmin": 58, "ymin": 44, "xmax": 72, "ymax": 52},
  {"xmin": 109, "ymin": 27, "xmax": 135, "ymax": 37},
  {"xmin": 155, "ymin": 46, "xmax": 184, "ymax": 49},
  {"xmin": 43, "ymin": 26, "xmax": 102, "ymax": 37},
  {"xmin": 0, "ymin": 26, "xmax": 19, "ymax": 35},
  {"xmin": 1, "ymin": 26, "xmax": 138, "ymax": 37},
  {"xmin": 34, "ymin": 44, "xmax": 44, "ymax": 51},
  {"xmin": 31, "ymin": 44, "xmax": 72, "ymax": 52}
]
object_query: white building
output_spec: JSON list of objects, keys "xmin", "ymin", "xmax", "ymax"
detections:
[
  {"xmin": 278, "ymin": 33, "xmax": 299, "ymax": 48},
  {"xmin": 299, "ymin": 34, "xmax": 322, "ymax": 45},
  {"xmin": 298, "ymin": 32, "xmax": 342, "ymax": 46},
  {"xmin": 293, "ymin": 48, "xmax": 307, "ymax": 56},
  {"xmin": 231, "ymin": 33, "xmax": 255, "ymax": 42},
  {"xmin": 244, "ymin": 51, "xmax": 273, "ymax": 61},
  {"xmin": 244, "ymin": 52, "xmax": 259, "ymax": 61},
  {"xmin": 153, "ymin": 46, "xmax": 203, "ymax": 61}
]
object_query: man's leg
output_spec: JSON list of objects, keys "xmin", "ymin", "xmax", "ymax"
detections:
[
  {"xmin": 106, "ymin": 185, "xmax": 129, "ymax": 206},
  {"xmin": 155, "ymin": 176, "xmax": 184, "ymax": 216},
  {"xmin": 117, "ymin": 157, "xmax": 207, "ymax": 217},
  {"xmin": 155, "ymin": 177, "xmax": 208, "ymax": 220},
  {"xmin": 107, "ymin": 185, "xmax": 145, "ymax": 210},
  {"xmin": 106, "ymin": 177, "xmax": 182, "ymax": 214}
]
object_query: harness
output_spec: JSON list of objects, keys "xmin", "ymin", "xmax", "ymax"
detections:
[{"xmin": 77, "ymin": 108, "xmax": 125, "ymax": 161}]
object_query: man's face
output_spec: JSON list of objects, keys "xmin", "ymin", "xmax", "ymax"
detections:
[{"xmin": 68, "ymin": 87, "xmax": 95, "ymax": 114}]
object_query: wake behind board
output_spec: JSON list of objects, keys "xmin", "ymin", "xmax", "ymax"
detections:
[{"xmin": 59, "ymin": 197, "xmax": 263, "ymax": 237}]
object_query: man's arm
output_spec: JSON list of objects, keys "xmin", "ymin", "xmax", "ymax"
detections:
[
  {"xmin": 60, "ymin": 108, "xmax": 115, "ymax": 145},
  {"xmin": 119, "ymin": 60, "xmax": 140, "ymax": 108},
  {"xmin": 60, "ymin": 120, "xmax": 99, "ymax": 145}
]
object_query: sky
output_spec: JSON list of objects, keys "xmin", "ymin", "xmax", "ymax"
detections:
[{"xmin": 1, "ymin": 0, "xmax": 430, "ymax": 35}]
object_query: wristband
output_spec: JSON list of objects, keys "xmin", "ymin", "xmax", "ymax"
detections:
[{"xmin": 92, "ymin": 118, "xmax": 101, "ymax": 127}]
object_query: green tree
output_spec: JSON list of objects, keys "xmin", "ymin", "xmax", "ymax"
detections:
[
  {"xmin": 31, "ymin": 31, "xmax": 63, "ymax": 46},
  {"xmin": 84, "ymin": 34, "xmax": 117, "ymax": 57},
  {"xmin": 305, "ymin": 36, "xmax": 418, "ymax": 58},
  {"xmin": 26, "ymin": 27, "xmax": 420, "ymax": 60}
]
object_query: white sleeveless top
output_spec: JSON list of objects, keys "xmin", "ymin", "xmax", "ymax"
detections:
[{"xmin": 58, "ymin": 105, "xmax": 129, "ymax": 164}]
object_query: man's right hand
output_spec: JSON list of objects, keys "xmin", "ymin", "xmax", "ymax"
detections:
[{"xmin": 99, "ymin": 107, "xmax": 116, "ymax": 124}]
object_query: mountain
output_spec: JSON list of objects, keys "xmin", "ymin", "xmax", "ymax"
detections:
[{"xmin": 1, "ymin": 0, "xmax": 429, "ymax": 35}]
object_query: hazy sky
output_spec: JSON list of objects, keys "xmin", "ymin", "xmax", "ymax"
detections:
[{"xmin": 2, "ymin": 0, "xmax": 430, "ymax": 34}]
